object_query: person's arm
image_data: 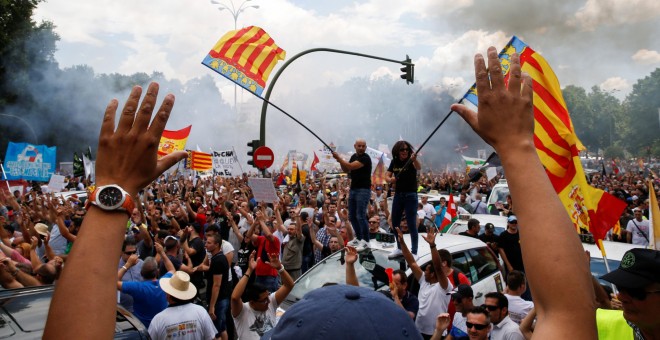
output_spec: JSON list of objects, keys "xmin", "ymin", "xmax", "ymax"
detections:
[
  {"xmin": 208, "ymin": 270, "xmax": 223, "ymax": 321},
  {"xmin": 332, "ymin": 152, "xmax": 365, "ymax": 172},
  {"xmin": 29, "ymin": 236, "xmax": 42, "ymax": 271},
  {"xmin": 269, "ymin": 253, "xmax": 294, "ymax": 304},
  {"xmin": 390, "ymin": 278, "xmax": 415, "ymax": 319},
  {"xmin": 155, "ymin": 243, "xmax": 175, "ymax": 274},
  {"xmin": 231, "ymin": 251, "xmax": 256, "ymax": 318},
  {"xmin": 411, "ymin": 152, "xmax": 421, "ymax": 171},
  {"xmin": 396, "ymin": 229, "xmax": 422, "ymax": 280},
  {"xmin": 309, "ymin": 225, "xmax": 324, "ymax": 250},
  {"xmin": 452, "ymin": 48, "xmax": 596, "ymax": 339},
  {"xmin": 431, "ymin": 313, "xmax": 451, "ymax": 340},
  {"xmin": 44, "ymin": 83, "xmax": 187, "ymax": 339},
  {"xmin": 117, "ymin": 254, "xmax": 139, "ymax": 281},
  {"xmin": 138, "ymin": 223, "xmax": 153, "ymax": 249},
  {"xmin": 345, "ymin": 246, "xmax": 359, "ymax": 286},
  {"xmin": 519, "ymin": 307, "xmax": 536, "ymax": 340},
  {"xmin": 424, "ymin": 227, "xmax": 448, "ymax": 289},
  {"xmin": 4, "ymin": 258, "xmax": 40, "ymax": 287},
  {"xmin": 499, "ymin": 247, "xmax": 514, "ymax": 272}
]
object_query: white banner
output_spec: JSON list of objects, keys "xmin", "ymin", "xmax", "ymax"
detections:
[
  {"xmin": 47, "ymin": 174, "xmax": 67, "ymax": 193},
  {"xmin": 213, "ymin": 149, "xmax": 240, "ymax": 177},
  {"xmin": 366, "ymin": 146, "xmax": 391, "ymax": 173},
  {"xmin": 248, "ymin": 178, "xmax": 278, "ymax": 203}
]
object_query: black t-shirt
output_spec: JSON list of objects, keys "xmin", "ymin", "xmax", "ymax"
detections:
[
  {"xmin": 498, "ymin": 231, "xmax": 524, "ymax": 271},
  {"xmin": 301, "ymin": 225, "xmax": 313, "ymax": 256},
  {"xmin": 387, "ymin": 158, "xmax": 417, "ymax": 193},
  {"xmin": 349, "ymin": 153, "xmax": 372, "ymax": 189},
  {"xmin": 206, "ymin": 252, "xmax": 231, "ymax": 301},
  {"xmin": 458, "ymin": 231, "xmax": 478, "ymax": 239},
  {"xmin": 188, "ymin": 237, "xmax": 206, "ymax": 266}
]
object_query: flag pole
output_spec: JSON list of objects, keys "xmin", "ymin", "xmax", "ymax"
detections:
[
  {"xmin": 232, "ymin": 146, "xmax": 245, "ymax": 175},
  {"xmin": 395, "ymin": 101, "xmax": 462, "ymax": 180},
  {"xmin": 0, "ymin": 162, "xmax": 11, "ymax": 192},
  {"xmin": 597, "ymin": 239, "xmax": 618, "ymax": 294}
]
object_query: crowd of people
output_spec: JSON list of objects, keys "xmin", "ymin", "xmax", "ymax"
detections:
[{"xmin": 0, "ymin": 49, "xmax": 658, "ymax": 340}]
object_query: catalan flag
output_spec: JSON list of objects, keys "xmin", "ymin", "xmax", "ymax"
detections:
[
  {"xmin": 158, "ymin": 125, "xmax": 192, "ymax": 158},
  {"xmin": 186, "ymin": 151, "xmax": 213, "ymax": 171},
  {"xmin": 462, "ymin": 36, "xmax": 626, "ymax": 243},
  {"xmin": 202, "ymin": 26, "xmax": 286, "ymax": 97}
]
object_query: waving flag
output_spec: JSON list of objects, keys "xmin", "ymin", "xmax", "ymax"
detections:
[
  {"xmin": 73, "ymin": 152, "xmax": 84, "ymax": 177},
  {"xmin": 310, "ymin": 152, "xmax": 320, "ymax": 172},
  {"xmin": 187, "ymin": 151, "xmax": 213, "ymax": 171},
  {"xmin": 440, "ymin": 193, "xmax": 457, "ymax": 233},
  {"xmin": 202, "ymin": 26, "xmax": 286, "ymax": 97},
  {"xmin": 158, "ymin": 125, "xmax": 192, "ymax": 158},
  {"xmin": 461, "ymin": 155, "xmax": 486, "ymax": 172},
  {"xmin": 462, "ymin": 36, "xmax": 626, "ymax": 243},
  {"xmin": 371, "ymin": 154, "xmax": 386, "ymax": 185},
  {"xmin": 3, "ymin": 142, "xmax": 57, "ymax": 182}
]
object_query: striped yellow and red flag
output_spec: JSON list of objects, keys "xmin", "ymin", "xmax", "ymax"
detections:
[
  {"xmin": 202, "ymin": 26, "xmax": 286, "ymax": 97},
  {"xmin": 463, "ymin": 36, "xmax": 627, "ymax": 243},
  {"xmin": 158, "ymin": 125, "xmax": 192, "ymax": 158},
  {"xmin": 186, "ymin": 151, "xmax": 213, "ymax": 171}
]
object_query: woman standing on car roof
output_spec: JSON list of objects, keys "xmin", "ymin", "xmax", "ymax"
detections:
[{"xmin": 386, "ymin": 140, "xmax": 422, "ymax": 259}]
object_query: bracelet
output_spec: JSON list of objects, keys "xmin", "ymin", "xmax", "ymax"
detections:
[
  {"xmin": 11, "ymin": 269, "xmax": 19, "ymax": 277},
  {"xmin": 121, "ymin": 265, "xmax": 129, "ymax": 271},
  {"xmin": 278, "ymin": 266, "xmax": 285, "ymax": 273},
  {"xmin": 244, "ymin": 273, "xmax": 250, "ymax": 280},
  {"xmin": 429, "ymin": 244, "xmax": 436, "ymax": 249}
]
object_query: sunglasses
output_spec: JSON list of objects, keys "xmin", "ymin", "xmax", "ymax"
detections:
[
  {"xmin": 617, "ymin": 286, "xmax": 660, "ymax": 300},
  {"xmin": 399, "ymin": 148, "xmax": 410, "ymax": 152},
  {"xmin": 482, "ymin": 304, "xmax": 499, "ymax": 311},
  {"xmin": 123, "ymin": 251, "xmax": 137, "ymax": 255},
  {"xmin": 465, "ymin": 322, "xmax": 489, "ymax": 331}
]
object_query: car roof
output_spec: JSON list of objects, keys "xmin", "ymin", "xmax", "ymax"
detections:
[
  {"xmin": 582, "ymin": 241, "xmax": 645, "ymax": 262},
  {"xmin": 370, "ymin": 233, "xmax": 489, "ymax": 261}
]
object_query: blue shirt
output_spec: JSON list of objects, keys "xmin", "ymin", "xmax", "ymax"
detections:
[{"xmin": 122, "ymin": 272, "xmax": 172, "ymax": 328}]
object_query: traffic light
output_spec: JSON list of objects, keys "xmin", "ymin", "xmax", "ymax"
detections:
[
  {"xmin": 247, "ymin": 139, "xmax": 261, "ymax": 167},
  {"xmin": 400, "ymin": 55, "xmax": 414, "ymax": 84}
]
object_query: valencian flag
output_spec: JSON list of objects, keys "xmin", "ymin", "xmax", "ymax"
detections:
[
  {"xmin": 158, "ymin": 125, "xmax": 192, "ymax": 158},
  {"xmin": 202, "ymin": 26, "xmax": 286, "ymax": 97},
  {"xmin": 186, "ymin": 151, "xmax": 213, "ymax": 171},
  {"xmin": 463, "ymin": 36, "xmax": 626, "ymax": 243}
]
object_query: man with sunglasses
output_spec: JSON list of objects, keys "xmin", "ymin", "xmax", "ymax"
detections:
[
  {"xmin": 483, "ymin": 292, "xmax": 524, "ymax": 340},
  {"xmin": 118, "ymin": 238, "xmax": 144, "ymax": 313},
  {"xmin": 432, "ymin": 306, "xmax": 491, "ymax": 340},
  {"xmin": 497, "ymin": 215, "xmax": 524, "ymax": 274},
  {"xmin": 599, "ymin": 248, "xmax": 660, "ymax": 340}
]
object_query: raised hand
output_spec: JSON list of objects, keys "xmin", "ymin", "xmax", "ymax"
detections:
[
  {"xmin": 94, "ymin": 83, "xmax": 188, "ymax": 197},
  {"xmin": 422, "ymin": 225, "xmax": 437, "ymax": 245},
  {"xmin": 345, "ymin": 246, "xmax": 358, "ymax": 265},
  {"xmin": 265, "ymin": 252, "xmax": 282, "ymax": 269},
  {"xmin": 248, "ymin": 251, "xmax": 257, "ymax": 271}
]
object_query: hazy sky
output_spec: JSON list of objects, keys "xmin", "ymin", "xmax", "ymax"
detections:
[{"xmin": 31, "ymin": 0, "xmax": 660, "ymax": 168}]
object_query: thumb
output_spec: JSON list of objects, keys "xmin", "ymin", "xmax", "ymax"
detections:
[
  {"xmin": 451, "ymin": 103, "xmax": 478, "ymax": 131},
  {"xmin": 156, "ymin": 151, "xmax": 188, "ymax": 175}
]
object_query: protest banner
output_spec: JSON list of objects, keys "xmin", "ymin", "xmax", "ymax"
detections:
[{"xmin": 248, "ymin": 177, "xmax": 278, "ymax": 203}]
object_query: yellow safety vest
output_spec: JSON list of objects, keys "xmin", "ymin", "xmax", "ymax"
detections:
[{"xmin": 596, "ymin": 308, "xmax": 634, "ymax": 340}]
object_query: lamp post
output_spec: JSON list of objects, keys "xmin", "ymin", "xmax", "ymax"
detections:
[
  {"xmin": 210, "ymin": 0, "xmax": 259, "ymax": 115},
  {"xmin": 258, "ymin": 48, "xmax": 414, "ymax": 146}
]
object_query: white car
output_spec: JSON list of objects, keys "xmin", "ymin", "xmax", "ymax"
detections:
[
  {"xmin": 386, "ymin": 191, "xmax": 458, "ymax": 213},
  {"xmin": 487, "ymin": 179, "xmax": 509, "ymax": 212},
  {"xmin": 278, "ymin": 233, "xmax": 505, "ymax": 318},
  {"xmin": 443, "ymin": 214, "xmax": 508, "ymax": 236}
]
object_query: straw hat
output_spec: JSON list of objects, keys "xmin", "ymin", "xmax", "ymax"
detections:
[
  {"xmin": 159, "ymin": 271, "xmax": 197, "ymax": 300},
  {"xmin": 34, "ymin": 223, "xmax": 50, "ymax": 237}
]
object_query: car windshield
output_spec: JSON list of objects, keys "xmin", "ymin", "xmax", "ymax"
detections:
[
  {"xmin": 285, "ymin": 248, "xmax": 407, "ymax": 306},
  {"xmin": 488, "ymin": 186, "xmax": 510, "ymax": 205}
]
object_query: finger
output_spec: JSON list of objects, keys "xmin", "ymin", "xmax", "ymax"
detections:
[
  {"xmin": 133, "ymin": 82, "xmax": 160, "ymax": 132},
  {"xmin": 155, "ymin": 151, "xmax": 188, "ymax": 176},
  {"xmin": 99, "ymin": 99, "xmax": 119, "ymax": 143},
  {"xmin": 473, "ymin": 53, "xmax": 490, "ymax": 97},
  {"xmin": 147, "ymin": 93, "xmax": 176, "ymax": 140},
  {"xmin": 116, "ymin": 86, "xmax": 143, "ymax": 134},
  {"xmin": 452, "ymin": 104, "xmax": 479, "ymax": 132},
  {"xmin": 520, "ymin": 72, "xmax": 533, "ymax": 103},
  {"xmin": 507, "ymin": 53, "xmax": 522, "ymax": 95},
  {"xmin": 487, "ymin": 46, "xmax": 505, "ymax": 90}
]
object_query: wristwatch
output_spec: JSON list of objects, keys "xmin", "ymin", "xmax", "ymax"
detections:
[{"xmin": 86, "ymin": 184, "xmax": 136, "ymax": 218}]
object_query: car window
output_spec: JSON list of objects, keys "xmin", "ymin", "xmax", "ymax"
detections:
[
  {"xmin": 286, "ymin": 249, "xmax": 407, "ymax": 304},
  {"xmin": 466, "ymin": 248, "xmax": 499, "ymax": 283},
  {"xmin": 452, "ymin": 251, "xmax": 472, "ymax": 281},
  {"xmin": 591, "ymin": 258, "xmax": 621, "ymax": 285}
]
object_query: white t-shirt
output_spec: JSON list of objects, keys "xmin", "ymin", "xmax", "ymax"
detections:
[
  {"xmin": 148, "ymin": 303, "xmax": 217, "ymax": 340},
  {"xmin": 505, "ymin": 294, "xmax": 534, "ymax": 324},
  {"xmin": 233, "ymin": 292, "xmax": 279, "ymax": 340},
  {"xmin": 415, "ymin": 275, "xmax": 453, "ymax": 335},
  {"xmin": 626, "ymin": 218, "xmax": 650, "ymax": 246},
  {"xmin": 422, "ymin": 203, "xmax": 435, "ymax": 219}
]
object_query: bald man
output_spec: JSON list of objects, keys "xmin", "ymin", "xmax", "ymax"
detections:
[{"xmin": 332, "ymin": 139, "xmax": 372, "ymax": 251}]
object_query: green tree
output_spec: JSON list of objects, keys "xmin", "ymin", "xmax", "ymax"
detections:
[
  {"xmin": 622, "ymin": 68, "xmax": 660, "ymax": 154},
  {"xmin": 563, "ymin": 85, "xmax": 596, "ymax": 149}
]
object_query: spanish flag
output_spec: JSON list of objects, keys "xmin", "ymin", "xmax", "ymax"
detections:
[
  {"xmin": 463, "ymin": 37, "xmax": 626, "ymax": 243},
  {"xmin": 158, "ymin": 125, "xmax": 192, "ymax": 158},
  {"xmin": 202, "ymin": 26, "xmax": 286, "ymax": 97},
  {"xmin": 187, "ymin": 151, "xmax": 213, "ymax": 171}
]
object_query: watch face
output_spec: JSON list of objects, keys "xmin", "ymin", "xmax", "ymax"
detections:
[{"xmin": 98, "ymin": 186, "xmax": 125, "ymax": 209}]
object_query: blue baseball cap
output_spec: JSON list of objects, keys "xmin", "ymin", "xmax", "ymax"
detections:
[
  {"xmin": 262, "ymin": 285, "xmax": 421, "ymax": 340},
  {"xmin": 508, "ymin": 215, "xmax": 518, "ymax": 223}
]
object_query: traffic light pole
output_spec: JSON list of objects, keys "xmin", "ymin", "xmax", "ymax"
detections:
[{"xmin": 258, "ymin": 48, "xmax": 413, "ymax": 147}]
